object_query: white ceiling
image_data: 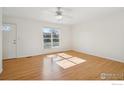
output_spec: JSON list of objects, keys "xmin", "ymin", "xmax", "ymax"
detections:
[{"xmin": 3, "ymin": 7, "xmax": 124, "ymax": 25}]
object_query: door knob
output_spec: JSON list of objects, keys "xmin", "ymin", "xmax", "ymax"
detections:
[{"xmin": 13, "ymin": 40, "xmax": 16, "ymax": 44}]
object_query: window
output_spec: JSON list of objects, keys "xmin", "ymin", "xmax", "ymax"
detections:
[
  {"xmin": 2, "ymin": 24, "xmax": 12, "ymax": 32},
  {"xmin": 43, "ymin": 27, "xmax": 60, "ymax": 49}
]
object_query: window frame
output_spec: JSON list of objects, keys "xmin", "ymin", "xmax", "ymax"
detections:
[{"xmin": 42, "ymin": 27, "xmax": 61, "ymax": 49}]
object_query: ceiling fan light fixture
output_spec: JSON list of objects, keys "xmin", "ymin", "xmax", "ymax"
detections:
[{"xmin": 56, "ymin": 14, "xmax": 63, "ymax": 20}]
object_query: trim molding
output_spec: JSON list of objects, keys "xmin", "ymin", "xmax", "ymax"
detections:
[{"xmin": 73, "ymin": 49, "xmax": 124, "ymax": 63}]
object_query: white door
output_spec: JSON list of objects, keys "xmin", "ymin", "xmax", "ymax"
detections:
[{"xmin": 3, "ymin": 24, "xmax": 17, "ymax": 59}]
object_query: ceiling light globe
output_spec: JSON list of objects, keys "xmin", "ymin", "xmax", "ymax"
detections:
[{"xmin": 56, "ymin": 15, "xmax": 63, "ymax": 20}]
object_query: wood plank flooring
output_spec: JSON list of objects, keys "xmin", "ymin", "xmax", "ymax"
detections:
[{"xmin": 0, "ymin": 50, "xmax": 124, "ymax": 80}]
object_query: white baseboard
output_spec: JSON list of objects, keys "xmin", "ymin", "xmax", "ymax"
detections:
[
  {"xmin": 73, "ymin": 49, "xmax": 124, "ymax": 63},
  {"xmin": 0, "ymin": 68, "xmax": 3, "ymax": 74}
]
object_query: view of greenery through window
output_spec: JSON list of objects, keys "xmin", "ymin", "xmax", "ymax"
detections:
[{"xmin": 43, "ymin": 27, "xmax": 60, "ymax": 49}]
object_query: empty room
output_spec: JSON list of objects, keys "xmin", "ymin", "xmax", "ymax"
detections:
[{"xmin": 0, "ymin": 7, "xmax": 124, "ymax": 80}]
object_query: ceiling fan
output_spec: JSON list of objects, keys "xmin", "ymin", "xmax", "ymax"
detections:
[
  {"xmin": 56, "ymin": 7, "xmax": 63, "ymax": 20},
  {"xmin": 41, "ymin": 7, "xmax": 72, "ymax": 21}
]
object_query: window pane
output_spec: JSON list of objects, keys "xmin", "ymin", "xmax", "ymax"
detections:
[
  {"xmin": 53, "ymin": 39, "xmax": 59, "ymax": 42},
  {"xmin": 53, "ymin": 42, "xmax": 59, "ymax": 47},
  {"xmin": 44, "ymin": 39, "xmax": 51, "ymax": 42},
  {"xmin": 53, "ymin": 39, "xmax": 59, "ymax": 47},
  {"xmin": 52, "ymin": 30, "xmax": 59, "ymax": 38},
  {"xmin": 44, "ymin": 39, "xmax": 51, "ymax": 49},
  {"xmin": 43, "ymin": 28, "xmax": 51, "ymax": 33},
  {"xmin": 2, "ymin": 24, "xmax": 11, "ymax": 32},
  {"xmin": 43, "ymin": 28, "xmax": 51, "ymax": 38},
  {"xmin": 43, "ymin": 33, "xmax": 51, "ymax": 38}
]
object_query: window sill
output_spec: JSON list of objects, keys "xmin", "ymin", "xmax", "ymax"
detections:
[{"xmin": 43, "ymin": 46, "xmax": 60, "ymax": 50}]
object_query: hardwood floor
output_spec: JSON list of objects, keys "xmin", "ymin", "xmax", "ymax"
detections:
[{"xmin": 0, "ymin": 50, "xmax": 124, "ymax": 80}]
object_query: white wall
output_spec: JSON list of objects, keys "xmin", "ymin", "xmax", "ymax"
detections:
[
  {"xmin": 0, "ymin": 8, "xmax": 2, "ymax": 73},
  {"xmin": 3, "ymin": 11, "xmax": 124, "ymax": 63},
  {"xmin": 3, "ymin": 16, "xmax": 72, "ymax": 58},
  {"xmin": 72, "ymin": 12, "xmax": 124, "ymax": 62}
]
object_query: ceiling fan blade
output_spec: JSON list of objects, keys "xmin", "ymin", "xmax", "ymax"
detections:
[
  {"xmin": 42, "ymin": 11, "xmax": 72, "ymax": 18},
  {"xmin": 42, "ymin": 11, "xmax": 72, "ymax": 19},
  {"xmin": 62, "ymin": 14, "xmax": 73, "ymax": 18},
  {"xmin": 62, "ymin": 7, "xmax": 72, "ymax": 12},
  {"xmin": 42, "ymin": 7, "xmax": 72, "ymax": 13}
]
